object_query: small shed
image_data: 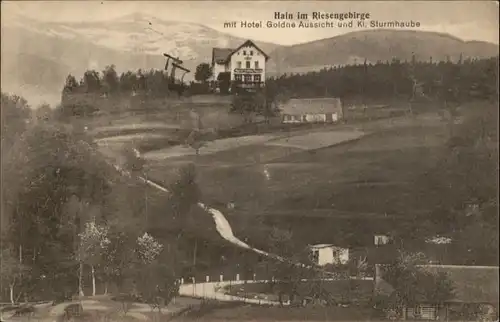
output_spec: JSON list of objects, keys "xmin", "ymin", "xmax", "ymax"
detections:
[
  {"xmin": 279, "ymin": 98, "xmax": 343, "ymax": 124},
  {"xmin": 374, "ymin": 234, "xmax": 391, "ymax": 246},
  {"xmin": 308, "ymin": 244, "xmax": 349, "ymax": 266}
]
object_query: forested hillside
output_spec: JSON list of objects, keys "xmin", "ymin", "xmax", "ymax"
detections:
[
  {"xmin": 266, "ymin": 56, "xmax": 498, "ymax": 103},
  {"xmin": 58, "ymin": 55, "xmax": 498, "ymax": 119},
  {"xmin": 0, "ymin": 92, "xmax": 201, "ymax": 303}
]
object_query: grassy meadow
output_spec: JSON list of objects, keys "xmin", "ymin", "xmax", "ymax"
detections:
[{"xmin": 86, "ymin": 95, "xmax": 458, "ymax": 272}]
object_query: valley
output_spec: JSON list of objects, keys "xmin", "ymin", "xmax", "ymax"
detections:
[{"xmin": 1, "ymin": 4, "xmax": 498, "ymax": 321}]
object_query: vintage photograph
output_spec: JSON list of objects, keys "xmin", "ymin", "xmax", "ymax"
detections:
[{"xmin": 0, "ymin": 1, "xmax": 498, "ymax": 321}]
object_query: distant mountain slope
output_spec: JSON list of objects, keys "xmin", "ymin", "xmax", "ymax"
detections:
[
  {"xmin": 267, "ymin": 29, "xmax": 499, "ymax": 75},
  {"xmin": 2, "ymin": 13, "xmax": 499, "ymax": 106}
]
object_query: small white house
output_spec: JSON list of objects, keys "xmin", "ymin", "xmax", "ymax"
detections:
[
  {"xmin": 308, "ymin": 244, "xmax": 349, "ymax": 266},
  {"xmin": 374, "ymin": 234, "xmax": 391, "ymax": 246},
  {"xmin": 280, "ymin": 98, "xmax": 343, "ymax": 124}
]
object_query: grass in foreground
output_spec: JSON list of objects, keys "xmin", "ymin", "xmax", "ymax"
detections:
[{"xmin": 0, "ymin": 296, "xmax": 202, "ymax": 322}]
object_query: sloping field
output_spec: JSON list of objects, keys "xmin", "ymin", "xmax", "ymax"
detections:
[
  {"xmin": 143, "ymin": 129, "xmax": 366, "ymax": 162},
  {"xmin": 85, "ymin": 96, "xmax": 242, "ymax": 133},
  {"xmin": 96, "ymin": 133, "xmax": 168, "ymax": 143},
  {"xmin": 143, "ymin": 134, "xmax": 283, "ymax": 161},
  {"xmin": 146, "ymin": 114, "xmax": 450, "ymax": 219},
  {"xmin": 91, "ymin": 122, "xmax": 184, "ymax": 132},
  {"xmin": 265, "ymin": 130, "xmax": 365, "ymax": 150},
  {"xmin": 91, "ymin": 123, "xmax": 186, "ymax": 138},
  {"xmin": 151, "ymin": 145, "xmax": 306, "ymax": 166}
]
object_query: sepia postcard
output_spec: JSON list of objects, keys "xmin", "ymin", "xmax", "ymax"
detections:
[{"xmin": 0, "ymin": 1, "xmax": 498, "ymax": 321}]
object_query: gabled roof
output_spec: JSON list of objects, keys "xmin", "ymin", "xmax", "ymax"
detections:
[
  {"xmin": 228, "ymin": 40, "xmax": 270, "ymax": 61},
  {"xmin": 308, "ymin": 244, "xmax": 348, "ymax": 250},
  {"xmin": 211, "ymin": 40, "xmax": 270, "ymax": 65},
  {"xmin": 280, "ymin": 98, "xmax": 343, "ymax": 115},
  {"xmin": 212, "ymin": 48, "xmax": 234, "ymax": 65}
]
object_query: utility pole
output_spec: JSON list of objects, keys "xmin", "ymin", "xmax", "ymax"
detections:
[
  {"xmin": 362, "ymin": 58, "xmax": 367, "ymax": 109},
  {"xmin": 192, "ymin": 238, "xmax": 198, "ymax": 266},
  {"xmin": 408, "ymin": 53, "xmax": 419, "ymax": 116},
  {"xmin": 145, "ymin": 171, "xmax": 148, "ymax": 227}
]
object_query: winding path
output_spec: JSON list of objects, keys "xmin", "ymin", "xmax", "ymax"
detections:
[
  {"xmin": 118, "ymin": 150, "xmax": 285, "ymax": 262},
  {"xmin": 178, "ymin": 280, "xmax": 282, "ymax": 306},
  {"xmin": 178, "ymin": 277, "xmax": 374, "ymax": 304},
  {"xmin": 97, "ymin": 125, "xmax": 372, "ymax": 277},
  {"xmin": 96, "ymin": 142, "xmax": 346, "ymax": 278},
  {"xmin": 112, "ymin": 163, "xmax": 269, "ymax": 256},
  {"xmin": 98, "ymin": 144, "xmax": 330, "ymax": 277}
]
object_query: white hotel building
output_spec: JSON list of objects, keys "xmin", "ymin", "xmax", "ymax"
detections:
[{"xmin": 211, "ymin": 40, "xmax": 269, "ymax": 91}]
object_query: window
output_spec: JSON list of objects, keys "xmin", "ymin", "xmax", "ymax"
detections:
[
  {"xmin": 250, "ymin": 50, "xmax": 254, "ymax": 55},
  {"xmin": 254, "ymin": 61, "xmax": 259, "ymax": 69},
  {"xmin": 244, "ymin": 74, "xmax": 252, "ymax": 83},
  {"xmin": 253, "ymin": 74, "xmax": 261, "ymax": 83},
  {"xmin": 246, "ymin": 61, "xmax": 251, "ymax": 69},
  {"xmin": 237, "ymin": 61, "xmax": 242, "ymax": 68},
  {"xmin": 332, "ymin": 250, "xmax": 338, "ymax": 259},
  {"xmin": 311, "ymin": 250, "xmax": 319, "ymax": 264},
  {"xmin": 235, "ymin": 74, "xmax": 242, "ymax": 81},
  {"xmin": 243, "ymin": 50, "xmax": 246, "ymax": 55}
]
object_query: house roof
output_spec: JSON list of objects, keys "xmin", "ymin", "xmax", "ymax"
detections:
[
  {"xmin": 308, "ymin": 244, "xmax": 348, "ymax": 250},
  {"xmin": 228, "ymin": 40, "xmax": 270, "ymax": 61},
  {"xmin": 212, "ymin": 40, "xmax": 270, "ymax": 65},
  {"xmin": 212, "ymin": 47, "xmax": 234, "ymax": 65},
  {"xmin": 280, "ymin": 98, "xmax": 343, "ymax": 116},
  {"xmin": 376, "ymin": 264, "xmax": 499, "ymax": 304}
]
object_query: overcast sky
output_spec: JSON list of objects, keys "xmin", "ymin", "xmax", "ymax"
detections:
[{"xmin": 3, "ymin": 1, "xmax": 499, "ymax": 45}]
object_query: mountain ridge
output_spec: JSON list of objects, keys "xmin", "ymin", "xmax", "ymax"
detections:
[
  {"xmin": 266, "ymin": 29, "xmax": 499, "ymax": 75},
  {"xmin": 2, "ymin": 13, "xmax": 498, "ymax": 105}
]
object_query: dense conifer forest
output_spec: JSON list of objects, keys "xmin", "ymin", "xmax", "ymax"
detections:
[{"xmin": 61, "ymin": 56, "xmax": 498, "ymax": 111}]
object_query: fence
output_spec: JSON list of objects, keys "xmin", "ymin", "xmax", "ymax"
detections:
[{"xmin": 177, "ymin": 271, "xmax": 374, "ymax": 306}]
